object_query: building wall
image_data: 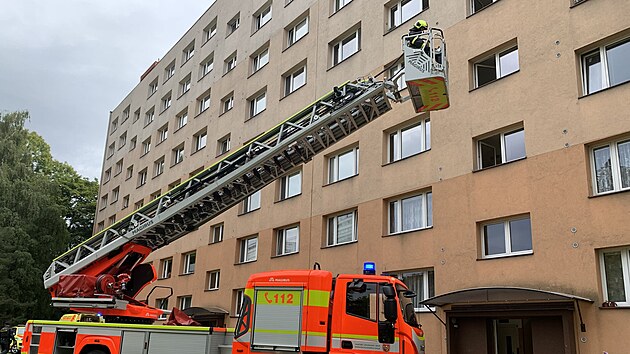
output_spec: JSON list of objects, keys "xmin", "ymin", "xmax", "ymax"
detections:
[{"xmin": 95, "ymin": 0, "xmax": 630, "ymax": 353}]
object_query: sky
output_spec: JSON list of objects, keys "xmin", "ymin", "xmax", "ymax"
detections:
[{"xmin": 0, "ymin": 0, "xmax": 215, "ymax": 179}]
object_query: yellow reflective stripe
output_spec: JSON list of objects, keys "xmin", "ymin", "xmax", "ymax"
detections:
[
  {"xmin": 303, "ymin": 331, "xmax": 327, "ymax": 337},
  {"xmin": 339, "ymin": 333, "xmax": 399, "ymax": 341},
  {"xmin": 253, "ymin": 329, "xmax": 299, "ymax": 335},
  {"xmin": 306, "ymin": 290, "xmax": 329, "ymax": 307},
  {"xmin": 28, "ymin": 320, "xmax": 227, "ymax": 332}
]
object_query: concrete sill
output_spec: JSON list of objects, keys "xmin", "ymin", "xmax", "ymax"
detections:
[
  {"xmin": 321, "ymin": 240, "xmax": 358, "ymax": 249},
  {"xmin": 578, "ymin": 79, "xmax": 630, "ymax": 99},
  {"xmin": 469, "ymin": 70, "xmax": 520, "ymax": 93},
  {"xmin": 384, "ymin": 226, "xmax": 433, "ymax": 238},
  {"xmin": 382, "ymin": 149, "xmax": 430, "ymax": 167},
  {"xmin": 324, "ymin": 174, "xmax": 358, "ymax": 187},
  {"xmin": 588, "ymin": 188, "xmax": 630, "ymax": 199},
  {"xmin": 472, "ymin": 156, "xmax": 526, "ymax": 173}
]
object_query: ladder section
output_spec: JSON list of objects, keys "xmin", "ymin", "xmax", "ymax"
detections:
[{"xmin": 44, "ymin": 79, "xmax": 394, "ymax": 289}]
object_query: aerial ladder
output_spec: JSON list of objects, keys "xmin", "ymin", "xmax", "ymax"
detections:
[{"xmin": 42, "ymin": 27, "xmax": 449, "ymax": 323}]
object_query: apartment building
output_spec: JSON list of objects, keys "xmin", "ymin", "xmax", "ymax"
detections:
[{"xmin": 95, "ymin": 0, "xmax": 630, "ymax": 353}]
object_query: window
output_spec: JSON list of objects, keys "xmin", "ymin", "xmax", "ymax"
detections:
[
  {"xmin": 280, "ymin": 170, "xmax": 301, "ymax": 200},
  {"xmin": 233, "ymin": 289, "xmax": 245, "ymax": 315},
  {"xmin": 161, "ymin": 92, "xmax": 172, "ymax": 111},
  {"xmin": 182, "ymin": 252, "xmax": 196, "ymax": 274},
  {"xmin": 168, "ymin": 179, "xmax": 181, "ymax": 190},
  {"xmin": 389, "ymin": 118, "xmax": 430, "ymax": 162},
  {"xmin": 108, "ymin": 215, "xmax": 116, "ymax": 226},
  {"xmin": 148, "ymin": 79, "xmax": 158, "ymax": 96},
  {"xmin": 208, "ymin": 270, "xmax": 220, "ymax": 290},
  {"xmin": 284, "ymin": 65, "xmax": 306, "ymax": 96},
  {"xmin": 179, "ymin": 75, "xmax": 191, "ymax": 96},
  {"xmin": 471, "ymin": 0, "xmax": 497, "ymax": 14},
  {"xmin": 122, "ymin": 106, "xmax": 130, "ymax": 122},
  {"xmin": 142, "ymin": 137, "xmax": 151, "ymax": 156},
  {"xmin": 590, "ymin": 137, "xmax": 630, "ymax": 195},
  {"xmin": 183, "ymin": 42, "xmax": 195, "ymax": 63},
  {"xmin": 328, "ymin": 147, "xmax": 359, "ymax": 183},
  {"xmin": 221, "ymin": 93, "xmax": 234, "ymax": 113},
  {"xmin": 203, "ymin": 18, "xmax": 217, "ymax": 43},
  {"xmin": 178, "ymin": 296, "xmax": 192, "ymax": 310},
  {"xmin": 255, "ymin": 4, "xmax": 272, "ymax": 31},
  {"xmin": 252, "ymin": 48, "xmax": 269, "ymax": 73},
  {"xmin": 107, "ymin": 143, "xmax": 115, "ymax": 159},
  {"xmin": 129, "ymin": 136, "xmax": 137, "ymax": 151},
  {"xmin": 217, "ymin": 134, "xmax": 231, "ymax": 156},
  {"xmin": 227, "ymin": 14, "xmax": 240, "ymax": 35},
  {"xmin": 225, "ymin": 52, "xmax": 237, "ymax": 74},
  {"xmin": 211, "ymin": 223, "xmax": 224, "ymax": 243},
  {"xmin": 133, "ymin": 109, "xmax": 141, "ymax": 123},
  {"xmin": 200, "ymin": 54, "xmax": 214, "ymax": 78},
  {"xmin": 138, "ymin": 168, "xmax": 148, "ymax": 187},
  {"xmin": 135, "ymin": 200, "xmax": 144, "ymax": 210},
  {"xmin": 198, "ymin": 91, "xmax": 211, "ymax": 114},
  {"xmin": 118, "ymin": 132, "xmax": 127, "ymax": 149},
  {"xmin": 600, "ymin": 247, "xmax": 630, "ymax": 306},
  {"xmin": 582, "ymin": 37, "xmax": 630, "ymax": 95},
  {"xmin": 334, "ymin": 0, "xmax": 352, "ymax": 13},
  {"xmin": 156, "ymin": 298, "xmax": 169, "ymax": 320},
  {"xmin": 474, "ymin": 46, "xmax": 519, "ymax": 87},
  {"xmin": 327, "ymin": 210, "xmax": 358, "ymax": 246},
  {"xmin": 164, "ymin": 61, "xmax": 176, "ymax": 81},
  {"xmin": 332, "ymin": 28, "xmax": 360, "ymax": 66},
  {"xmin": 96, "ymin": 221, "xmax": 105, "ymax": 232},
  {"xmin": 158, "ymin": 124, "xmax": 168, "ymax": 144},
  {"xmin": 171, "ymin": 144, "xmax": 185, "ymax": 166},
  {"xmin": 249, "ymin": 90, "xmax": 267, "ymax": 117},
  {"xmin": 153, "ymin": 156, "xmax": 165, "ymax": 177},
  {"xmin": 176, "ymin": 109, "xmax": 188, "ymax": 130},
  {"xmin": 114, "ymin": 159, "xmax": 123, "ymax": 176},
  {"xmin": 276, "ymin": 226, "xmax": 299, "ymax": 256},
  {"xmin": 388, "ymin": 0, "xmax": 428, "ymax": 29},
  {"xmin": 193, "ymin": 129, "xmax": 207, "ymax": 152},
  {"xmin": 346, "ymin": 282, "xmax": 376, "ymax": 320},
  {"xmin": 126, "ymin": 165, "xmax": 133, "ymax": 180},
  {"xmin": 110, "ymin": 117, "xmax": 118, "ymax": 133},
  {"xmin": 389, "ymin": 61, "xmax": 406, "ymax": 90},
  {"xmin": 242, "ymin": 190, "xmax": 261, "ymax": 213},
  {"xmin": 122, "ymin": 195, "xmax": 129, "ymax": 209},
  {"xmin": 395, "ymin": 269, "xmax": 435, "ymax": 310},
  {"xmin": 100, "ymin": 194, "xmax": 108, "ymax": 210},
  {"xmin": 389, "ymin": 191, "xmax": 432, "ymax": 234},
  {"xmin": 160, "ymin": 258, "xmax": 173, "ymax": 279},
  {"xmin": 150, "ymin": 190, "xmax": 161, "ymax": 201},
  {"xmin": 481, "ymin": 216, "xmax": 532, "ymax": 259},
  {"xmin": 239, "ymin": 236, "xmax": 258, "ymax": 263},
  {"xmin": 103, "ymin": 168, "xmax": 111, "ymax": 183},
  {"xmin": 287, "ymin": 17, "xmax": 308, "ymax": 47},
  {"xmin": 476, "ymin": 127, "xmax": 526, "ymax": 169},
  {"xmin": 145, "ymin": 107, "xmax": 155, "ymax": 126}
]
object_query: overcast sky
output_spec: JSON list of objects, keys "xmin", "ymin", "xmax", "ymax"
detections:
[{"xmin": 0, "ymin": 0, "xmax": 215, "ymax": 179}]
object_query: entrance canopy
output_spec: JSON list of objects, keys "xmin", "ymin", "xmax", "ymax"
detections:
[
  {"xmin": 183, "ymin": 306, "xmax": 229, "ymax": 317},
  {"xmin": 420, "ymin": 287, "xmax": 593, "ymax": 307}
]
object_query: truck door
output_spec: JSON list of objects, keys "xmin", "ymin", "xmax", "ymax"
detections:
[{"xmin": 332, "ymin": 280, "xmax": 399, "ymax": 354}]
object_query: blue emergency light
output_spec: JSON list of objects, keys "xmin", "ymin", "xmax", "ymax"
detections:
[{"xmin": 363, "ymin": 262, "xmax": 376, "ymax": 275}]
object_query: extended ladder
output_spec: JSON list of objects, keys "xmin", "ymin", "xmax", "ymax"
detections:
[{"xmin": 44, "ymin": 79, "xmax": 395, "ymax": 290}]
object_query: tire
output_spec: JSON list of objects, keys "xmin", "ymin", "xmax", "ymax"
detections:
[{"xmin": 85, "ymin": 350, "xmax": 107, "ymax": 354}]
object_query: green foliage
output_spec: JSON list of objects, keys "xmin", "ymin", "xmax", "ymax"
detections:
[{"xmin": 0, "ymin": 111, "xmax": 98, "ymax": 324}]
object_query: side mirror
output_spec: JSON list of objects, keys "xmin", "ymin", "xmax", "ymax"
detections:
[
  {"xmin": 403, "ymin": 290, "xmax": 417, "ymax": 298},
  {"xmin": 382, "ymin": 284, "xmax": 396, "ymax": 299},
  {"xmin": 383, "ymin": 298, "xmax": 398, "ymax": 322}
]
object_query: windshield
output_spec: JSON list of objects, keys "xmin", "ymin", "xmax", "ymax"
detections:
[
  {"xmin": 16, "ymin": 327, "xmax": 25, "ymax": 335},
  {"xmin": 396, "ymin": 284, "xmax": 419, "ymax": 327}
]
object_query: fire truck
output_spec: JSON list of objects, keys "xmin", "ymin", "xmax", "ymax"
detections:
[{"xmin": 20, "ymin": 27, "xmax": 447, "ymax": 354}]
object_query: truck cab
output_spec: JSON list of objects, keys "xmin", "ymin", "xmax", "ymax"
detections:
[{"xmin": 232, "ymin": 269, "xmax": 425, "ymax": 354}]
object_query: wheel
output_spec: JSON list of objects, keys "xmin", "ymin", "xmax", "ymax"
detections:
[{"xmin": 85, "ymin": 350, "xmax": 107, "ymax": 354}]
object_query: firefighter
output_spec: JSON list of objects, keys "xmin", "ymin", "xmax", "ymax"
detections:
[
  {"xmin": 407, "ymin": 19, "xmax": 429, "ymax": 54},
  {"xmin": 0, "ymin": 322, "xmax": 14, "ymax": 354}
]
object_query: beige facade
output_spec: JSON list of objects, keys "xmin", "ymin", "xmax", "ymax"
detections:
[{"xmin": 96, "ymin": 0, "xmax": 630, "ymax": 353}]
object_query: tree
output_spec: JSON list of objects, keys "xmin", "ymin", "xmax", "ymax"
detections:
[{"xmin": 0, "ymin": 111, "xmax": 98, "ymax": 323}]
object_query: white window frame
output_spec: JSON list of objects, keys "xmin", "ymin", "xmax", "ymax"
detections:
[
  {"xmin": 284, "ymin": 65, "xmax": 306, "ymax": 96},
  {"xmin": 145, "ymin": 108, "xmax": 155, "ymax": 126},
  {"xmin": 160, "ymin": 258, "xmax": 172, "ymax": 279},
  {"xmin": 201, "ymin": 54, "xmax": 214, "ymax": 77},
  {"xmin": 178, "ymin": 296, "xmax": 192, "ymax": 310},
  {"xmin": 255, "ymin": 5, "xmax": 272, "ymax": 30},
  {"xmin": 180, "ymin": 76, "xmax": 191, "ymax": 96},
  {"xmin": 165, "ymin": 62, "xmax": 176, "ymax": 81},
  {"xmin": 107, "ymin": 143, "xmax": 115, "ymax": 158},
  {"xmin": 393, "ymin": 269, "xmax": 435, "ymax": 311},
  {"xmin": 242, "ymin": 190, "xmax": 261, "ymax": 213},
  {"xmin": 162, "ymin": 94, "xmax": 172, "ymax": 111},
  {"xmin": 199, "ymin": 93, "xmax": 211, "ymax": 113},
  {"xmin": 388, "ymin": 0, "xmax": 426, "ymax": 29},
  {"xmin": 157, "ymin": 298, "xmax": 169, "ymax": 320},
  {"xmin": 182, "ymin": 252, "xmax": 196, "ymax": 274},
  {"xmin": 332, "ymin": 29, "xmax": 360, "ymax": 66},
  {"xmin": 481, "ymin": 216, "xmax": 533, "ymax": 259},
  {"xmin": 204, "ymin": 18, "xmax": 217, "ymax": 43},
  {"xmin": 218, "ymin": 135, "xmax": 231, "ymax": 155},
  {"xmin": 228, "ymin": 15, "xmax": 240, "ymax": 35},
  {"xmin": 103, "ymin": 168, "xmax": 111, "ymax": 183},
  {"xmin": 287, "ymin": 17, "xmax": 308, "ymax": 47},
  {"xmin": 389, "ymin": 62, "xmax": 406, "ymax": 90},
  {"xmin": 158, "ymin": 125, "xmax": 168, "ymax": 144},
  {"xmin": 183, "ymin": 43, "xmax": 195, "ymax": 62},
  {"xmin": 328, "ymin": 147, "xmax": 359, "ymax": 183},
  {"xmin": 252, "ymin": 48, "xmax": 270, "ymax": 73},
  {"xmin": 239, "ymin": 236, "xmax": 258, "ymax": 263},
  {"xmin": 388, "ymin": 118, "xmax": 431, "ymax": 162},
  {"xmin": 470, "ymin": 0, "xmax": 498, "ymax": 14},
  {"xmin": 222, "ymin": 94, "xmax": 234, "ymax": 113},
  {"xmin": 389, "ymin": 191, "xmax": 432, "ymax": 235},
  {"xmin": 194, "ymin": 130, "xmax": 207, "ymax": 152},
  {"xmin": 208, "ymin": 270, "xmax": 220, "ymax": 290},
  {"xmin": 126, "ymin": 165, "xmax": 133, "ymax": 180},
  {"xmin": 211, "ymin": 223, "xmax": 224, "ymax": 243},
  {"xmin": 122, "ymin": 195, "xmax": 129, "ymax": 209},
  {"xmin": 234, "ymin": 289, "xmax": 245, "ymax": 315},
  {"xmin": 176, "ymin": 110, "xmax": 188, "ymax": 130},
  {"xmin": 334, "ymin": 0, "xmax": 353, "ymax": 12},
  {"xmin": 277, "ymin": 226, "xmax": 300, "ymax": 256},
  {"xmin": 599, "ymin": 247, "xmax": 630, "ymax": 306},
  {"xmin": 153, "ymin": 157, "xmax": 165, "ymax": 177},
  {"xmin": 114, "ymin": 160, "xmax": 123, "ymax": 176},
  {"xmin": 112, "ymin": 187, "xmax": 119, "ymax": 202},
  {"xmin": 138, "ymin": 169, "xmax": 148, "ymax": 187},
  {"xmin": 225, "ymin": 53, "xmax": 237, "ymax": 74},
  {"xmin": 100, "ymin": 194, "xmax": 108, "ymax": 209},
  {"xmin": 327, "ymin": 210, "xmax": 358, "ymax": 246},
  {"xmin": 250, "ymin": 91, "xmax": 267, "ymax": 117},
  {"xmin": 118, "ymin": 132, "xmax": 127, "ymax": 149},
  {"xmin": 111, "ymin": 118, "xmax": 118, "ymax": 133},
  {"xmin": 280, "ymin": 170, "xmax": 302, "ymax": 200},
  {"xmin": 476, "ymin": 127, "xmax": 526, "ymax": 169},
  {"xmin": 129, "ymin": 136, "xmax": 137, "ymax": 151},
  {"xmin": 581, "ymin": 37, "xmax": 630, "ymax": 95},
  {"xmin": 589, "ymin": 138, "xmax": 630, "ymax": 195},
  {"xmin": 474, "ymin": 46, "xmax": 519, "ymax": 88},
  {"xmin": 148, "ymin": 80, "xmax": 158, "ymax": 96}
]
